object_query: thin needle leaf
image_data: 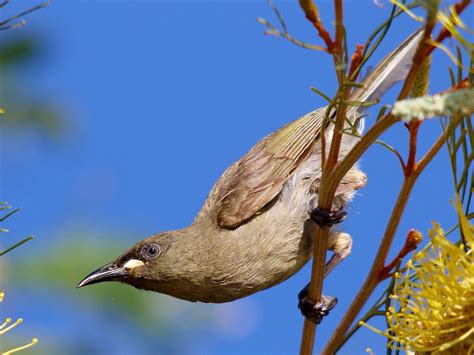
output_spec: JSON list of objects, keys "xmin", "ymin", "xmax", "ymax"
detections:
[
  {"xmin": 310, "ymin": 87, "xmax": 332, "ymax": 102},
  {"xmin": 0, "ymin": 236, "xmax": 34, "ymax": 256}
]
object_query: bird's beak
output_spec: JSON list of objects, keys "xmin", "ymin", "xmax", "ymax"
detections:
[{"xmin": 77, "ymin": 259, "xmax": 145, "ymax": 288}]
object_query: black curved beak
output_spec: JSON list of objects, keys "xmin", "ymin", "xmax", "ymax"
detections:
[{"xmin": 77, "ymin": 261, "xmax": 129, "ymax": 288}]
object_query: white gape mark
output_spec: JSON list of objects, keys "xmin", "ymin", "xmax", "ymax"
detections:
[{"xmin": 123, "ymin": 259, "xmax": 145, "ymax": 271}]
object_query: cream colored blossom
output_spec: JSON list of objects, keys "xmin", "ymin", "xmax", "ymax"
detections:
[{"xmin": 392, "ymin": 88, "xmax": 474, "ymax": 122}]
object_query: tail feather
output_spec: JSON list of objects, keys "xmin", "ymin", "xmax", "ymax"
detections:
[{"xmin": 350, "ymin": 27, "xmax": 424, "ymax": 110}]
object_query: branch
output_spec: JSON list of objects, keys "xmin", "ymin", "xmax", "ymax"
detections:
[
  {"xmin": 377, "ymin": 229, "xmax": 423, "ymax": 281},
  {"xmin": 321, "ymin": 1, "xmax": 473, "ymax": 351},
  {"xmin": 298, "ymin": 0, "xmax": 470, "ymax": 352},
  {"xmin": 323, "ymin": 117, "xmax": 460, "ymax": 354},
  {"xmin": 322, "ymin": 0, "xmax": 448, "ymax": 200},
  {"xmin": 405, "ymin": 121, "xmax": 421, "ymax": 175},
  {"xmin": 334, "ymin": 0, "xmax": 343, "ymax": 55},
  {"xmin": 258, "ymin": 3, "xmax": 328, "ymax": 53},
  {"xmin": 429, "ymin": 0, "xmax": 472, "ymax": 57},
  {"xmin": 299, "ymin": 0, "xmax": 335, "ymax": 52},
  {"xmin": 0, "ymin": 1, "xmax": 48, "ymax": 31},
  {"xmin": 299, "ymin": 0, "xmax": 348, "ymax": 352}
]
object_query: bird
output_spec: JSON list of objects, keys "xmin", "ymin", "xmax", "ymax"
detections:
[{"xmin": 78, "ymin": 28, "xmax": 423, "ymax": 323}]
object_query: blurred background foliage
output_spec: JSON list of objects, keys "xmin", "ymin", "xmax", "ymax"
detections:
[{"xmin": 0, "ymin": 36, "xmax": 65, "ymax": 137}]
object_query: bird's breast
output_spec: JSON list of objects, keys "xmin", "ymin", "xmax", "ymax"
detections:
[{"xmin": 196, "ymin": 195, "xmax": 314, "ymax": 302}]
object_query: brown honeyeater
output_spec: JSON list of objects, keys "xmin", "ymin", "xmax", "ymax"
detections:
[{"xmin": 78, "ymin": 29, "xmax": 423, "ymax": 321}]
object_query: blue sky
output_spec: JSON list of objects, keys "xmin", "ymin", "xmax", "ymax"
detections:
[{"xmin": 0, "ymin": 1, "xmax": 470, "ymax": 354}]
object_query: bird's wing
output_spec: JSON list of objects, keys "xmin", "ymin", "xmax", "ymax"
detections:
[
  {"xmin": 209, "ymin": 27, "xmax": 423, "ymax": 230},
  {"xmin": 213, "ymin": 108, "xmax": 326, "ymax": 229},
  {"xmin": 349, "ymin": 27, "xmax": 424, "ymax": 112}
]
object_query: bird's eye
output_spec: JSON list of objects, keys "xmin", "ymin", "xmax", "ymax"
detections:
[{"xmin": 141, "ymin": 244, "xmax": 162, "ymax": 260}]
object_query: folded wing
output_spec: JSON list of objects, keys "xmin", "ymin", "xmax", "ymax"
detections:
[{"xmin": 213, "ymin": 28, "xmax": 423, "ymax": 230}]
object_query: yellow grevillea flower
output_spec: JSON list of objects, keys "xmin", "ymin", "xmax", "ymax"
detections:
[
  {"xmin": 0, "ymin": 291, "xmax": 38, "ymax": 354},
  {"xmin": 362, "ymin": 206, "xmax": 474, "ymax": 353}
]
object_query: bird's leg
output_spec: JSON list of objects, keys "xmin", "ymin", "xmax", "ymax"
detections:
[
  {"xmin": 298, "ymin": 232, "xmax": 352, "ymax": 323},
  {"xmin": 324, "ymin": 232, "xmax": 352, "ymax": 278}
]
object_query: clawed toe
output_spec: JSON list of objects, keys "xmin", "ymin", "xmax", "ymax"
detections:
[
  {"xmin": 298, "ymin": 286, "xmax": 337, "ymax": 324},
  {"xmin": 309, "ymin": 207, "xmax": 347, "ymax": 228}
]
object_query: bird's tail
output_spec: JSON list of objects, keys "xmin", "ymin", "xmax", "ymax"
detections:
[{"xmin": 349, "ymin": 27, "xmax": 424, "ymax": 113}]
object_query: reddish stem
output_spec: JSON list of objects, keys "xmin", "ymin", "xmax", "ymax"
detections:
[
  {"xmin": 405, "ymin": 121, "xmax": 421, "ymax": 176},
  {"xmin": 427, "ymin": 0, "xmax": 472, "ymax": 58},
  {"xmin": 348, "ymin": 44, "xmax": 364, "ymax": 78},
  {"xmin": 299, "ymin": 0, "xmax": 335, "ymax": 52},
  {"xmin": 378, "ymin": 228, "xmax": 423, "ymax": 281}
]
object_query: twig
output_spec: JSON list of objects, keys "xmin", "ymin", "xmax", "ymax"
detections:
[
  {"xmin": 442, "ymin": 77, "xmax": 471, "ymax": 93},
  {"xmin": 348, "ymin": 44, "xmax": 364, "ymax": 78},
  {"xmin": 349, "ymin": 2, "xmax": 416, "ymax": 82},
  {"xmin": 296, "ymin": 0, "xmax": 470, "ymax": 352},
  {"xmin": 258, "ymin": 8, "xmax": 328, "ymax": 52},
  {"xmin": 0, "ymin": 1, "xmax": 49, "ymax": 27},
  {"xmin": 320, "ymin": 0, "xmax": 472, "ymax": 351},
  {"xmin": 334, "ymin": 0, "xmax": 343, "ymax": 55},
  {"xmin": 322, "ymin": 0, "xmax": 465, "ymax": 200},
  {"xmin": 429, "ymin": 0, "xmax": 472, "ymax": 58},
  {"xmin": 378, "ymin": 229, "xmax": 422, "ymax": 281},
  {"xmin": 299, "ymin": 0, "xmax": 335, "ymax": 52},
  {"xmin": 338, "ymin": 264, "xmax": 400, "ymax": 351},
  {"xmin": 299, "ymin": 0, "xmax": 348, "ymax": 353},
  {"xmin": 405, "ymin": 121, "xmax": 421, "ymax": 175},
  {"xmin": 322, "ymin": 118, "xmax": 460, "ymax": 354}
]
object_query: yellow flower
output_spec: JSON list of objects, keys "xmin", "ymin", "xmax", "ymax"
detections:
[
  {"xmin": 362, "ymin": 204, "xmax": 474, "ymax": 353},
  {"xmin": 0, "ymin": 291, "xmax": 38, "ymax": 354}
]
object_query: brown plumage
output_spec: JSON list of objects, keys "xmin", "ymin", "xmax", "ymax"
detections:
[
  {"xmin": 213, "ymin": 110, "xmax": 323, "ymax": 229},
  {"xmin": 78, "ymin": 29, "xmax": 423, "ymax": 304}
]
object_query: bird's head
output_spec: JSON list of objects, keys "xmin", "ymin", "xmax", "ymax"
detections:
[{"xmin": 77, "ymin": 232, "xmax": 177, "ymax": 291}]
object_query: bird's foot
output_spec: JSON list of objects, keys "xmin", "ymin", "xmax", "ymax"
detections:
[
  {"xmin": 298, "ymin": 285, "xmax": 337, "ymax": 324},
  {"xmin": 309, "ymin": 207, "xmax": 347, "ymax": 228}
]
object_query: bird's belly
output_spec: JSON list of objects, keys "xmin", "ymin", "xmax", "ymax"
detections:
[{"xmin": 205, "ymin": 195, "xmax": 314, "ymax": 302}]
